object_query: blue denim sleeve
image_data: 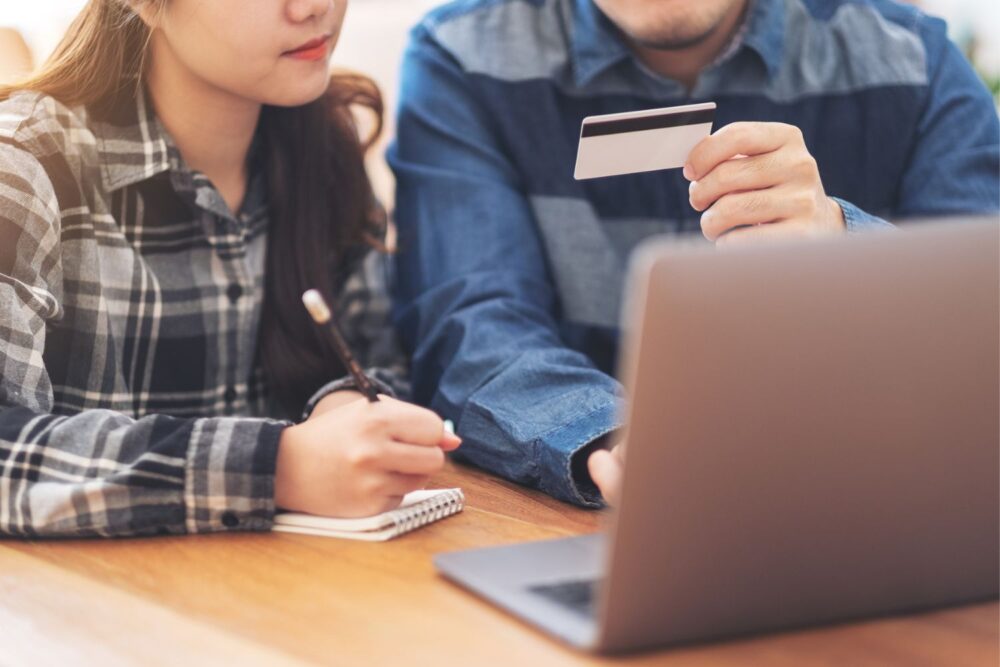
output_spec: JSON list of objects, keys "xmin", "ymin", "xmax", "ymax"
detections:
[
  {"xmin": 893, "ymin": 17, "xmax": 1000, "ymax": 217},
  {"xmin": 830, "ymin": 18, "xmax": 997, "ymax": 228},
  {"xmin": 387, "ymin": 26, "xmax": 620, "ymax": 507},
  {"xmin": 831, "ymin": 197, "xmax": 894, "ymax": 232},
  {"xmin": 829, "ymin": 16, "xmax": 997, "ymax": 228}
]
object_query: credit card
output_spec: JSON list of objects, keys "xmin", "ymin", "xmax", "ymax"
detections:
[{"xmin": 573, "ymin": 102, "xmax": 716, "ymax": 180}]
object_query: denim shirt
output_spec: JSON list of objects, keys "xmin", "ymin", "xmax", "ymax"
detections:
[{"xmin": 388, "ymin": 0, "xmax": 1000, "ymax": 506}]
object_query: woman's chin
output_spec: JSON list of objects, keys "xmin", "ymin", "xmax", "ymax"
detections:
[{"xmin": 258, "ymin": 74, "xmax": 331, "ymax": 108}]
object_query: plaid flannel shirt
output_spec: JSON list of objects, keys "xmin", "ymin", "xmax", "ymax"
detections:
[{"xmin": 0, "ymin": 90, "xmax": 406, "ymax": 538}]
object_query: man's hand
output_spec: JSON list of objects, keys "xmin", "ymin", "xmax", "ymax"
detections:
[
  {"xmin": 588, "ymin": 445, "xmax": 624, "ymax": 506},
  {"xmin": 685, "ymin": 122, "xmax": 845, "ymax": 245}
]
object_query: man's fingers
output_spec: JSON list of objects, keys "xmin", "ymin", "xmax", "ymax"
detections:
[
  {"xmin": 688, "ymin": 152, "xmax": 785, "ymax": 212},
  {"xmin": 685, "ymin": 122, "xmax": 801, "ymax": 182},
  {"xmin": 700, "ymin": 187, "xmax": 808, "ymax": 241},
  {"xmin": 716, "ymin": 220, "xmax": 814, "ymax": 246},
  {"xmin": 588, "ymin": 449, "xmax": 623, "ymax": 506}
]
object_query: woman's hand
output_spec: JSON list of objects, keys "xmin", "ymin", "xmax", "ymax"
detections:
[
  {"xmin": 274, "ymin": 395, "xmax": 461, "ymax": 518},
  {"xmin": 309, "ymin": 390, "xmax": 366, "ymax": 417}
]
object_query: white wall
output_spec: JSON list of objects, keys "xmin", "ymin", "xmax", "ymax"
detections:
[
  {"xmin": 8, "ymin": 1, "xmax": 1000, "ymax": 80},
  {"xmin": 334, "ymin": 0, "xmax": 442, "ymax": 207},
  {"xmin": 1, "ymin": 1, "xmax": 85, "ymax": 63},
  {"xmin": 920, "ymin": 0, "xmax": 1000, "ymax": 72},
  {"xmin": 1, "ymin": 0, "xmax": 438, "ymax": 207},
  {"xmin": 5, "ymin": 0, "xmax": 997, "ymax": 203}
]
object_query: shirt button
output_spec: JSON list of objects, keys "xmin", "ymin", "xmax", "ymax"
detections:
[
  {"xmin": 221, "ymin": 512, "xmax": 240, "ymax": 528},
  {"xmin": 224, "ymin": 386, "xmax": 237, "ymax": 403},
  {"xmin": 226, "ymin": 283, "xmax": 243, "ymax": 304}
]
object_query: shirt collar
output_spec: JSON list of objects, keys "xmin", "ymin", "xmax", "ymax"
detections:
[
  {"xmin": 739, "ymin": 0, "xmax": 785, "ymax": 79},
  {"xmin": 90, "ymin": 87, "xmax": 172, "ymax": 193},
  {"xmin": 570, "ymin": 0, "xmax": 786, "ymax": 87},
  {"xmin": 570, "ymin": 0, "xmax": 632, "ymax": 87}
]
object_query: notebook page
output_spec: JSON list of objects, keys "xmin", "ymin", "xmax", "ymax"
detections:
[{"xmin": 273, "ymin": 489, "xmax": 461, "ymax": 533}]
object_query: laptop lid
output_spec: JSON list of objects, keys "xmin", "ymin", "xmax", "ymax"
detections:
[{"xmin": 597, "ymin": 220, "xmax": 1000, "ymax": 652}]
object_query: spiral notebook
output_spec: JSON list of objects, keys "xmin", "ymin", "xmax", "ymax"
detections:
[{"xmin": 273, "ymin": 488, "xmax": 464, "ymax": 541}]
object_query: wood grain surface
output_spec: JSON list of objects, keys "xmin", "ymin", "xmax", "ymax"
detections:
[{"xmin": 1, "ymin": 461, "xmax": 996, "ymax": 666}]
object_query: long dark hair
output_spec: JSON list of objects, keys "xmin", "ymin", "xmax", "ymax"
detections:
[
  {"xmin": 258, "ymin": 78, "xmax": 386, "ymax": 415},
  {"xmin": 0, "ymin": 0, "xmax": 386, "ymax": 415}
]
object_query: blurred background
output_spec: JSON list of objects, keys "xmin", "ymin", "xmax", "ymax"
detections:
[{"xmin": 2, "ymin": 0, "xmax": 998, "ymax": 206}]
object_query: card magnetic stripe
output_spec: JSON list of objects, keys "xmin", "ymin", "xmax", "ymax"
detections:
[{"xmin": 581, "ymin": 109, "xmax": 716, "ymax": 138}]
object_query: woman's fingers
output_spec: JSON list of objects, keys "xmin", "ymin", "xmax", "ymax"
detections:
[
  {"xmin": 377, "ymin": 398, "xmax": 453, "ymax": 447},
  {"xmin": 380, "ymin": 440, "xmax": 447, "ymax": 475},
  {"xmin": 381, "ymin": 473, "xmax": 431, "ymax": 498}
]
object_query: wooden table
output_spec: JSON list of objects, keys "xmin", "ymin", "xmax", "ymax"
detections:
[{"xmin": 1, "ymin": 462, "xmax": 996, "ymax": 666}]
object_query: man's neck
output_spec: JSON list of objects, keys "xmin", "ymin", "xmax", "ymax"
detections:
[
  {"xmin": 631, "ymin": 1, "xmax": 749, "ymax": 90},
  {"xmin": 145, "ymin": 35, "xmax": 261, "ymax": 215}
]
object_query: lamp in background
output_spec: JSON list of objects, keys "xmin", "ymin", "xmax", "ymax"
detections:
[{"xmin": 0, "ymin": 27, "xmax": 33, "ymax": 85}]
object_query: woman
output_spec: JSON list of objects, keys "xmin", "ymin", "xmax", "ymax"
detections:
[{"xmin": 0, "ymin": 0, "xmax": 460, "ymax": 537}]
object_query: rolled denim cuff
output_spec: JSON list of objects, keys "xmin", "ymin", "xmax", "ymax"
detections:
[
  {"xmin": 536, "ymin": 397, "xmax": 625, "ymax": 508},
  {"xmin": 831, "ymin": 197, "xmax": 895, "ymax": 233}
]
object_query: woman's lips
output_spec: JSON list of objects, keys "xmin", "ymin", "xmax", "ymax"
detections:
[{"xmin": 284, "ymin": 35, "xmax": 330, "ymax": 61}]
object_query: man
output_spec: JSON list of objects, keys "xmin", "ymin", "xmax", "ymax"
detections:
[{"xmin": 388, "ymin": 0, "xmax": 1000, "ymax": 506}]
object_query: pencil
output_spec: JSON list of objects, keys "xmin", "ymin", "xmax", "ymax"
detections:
[{"xmin": 301, "ymin": 289, "xmax": 380, "ymax": 403}]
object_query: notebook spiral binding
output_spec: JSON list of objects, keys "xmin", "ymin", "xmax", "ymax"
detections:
[{"xmin": 390, "ymin": 488, "xmax": 465, "ymax": 537}]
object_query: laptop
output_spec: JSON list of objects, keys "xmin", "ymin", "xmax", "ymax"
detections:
[{"xmin": 435, "ymin": 219, "xmax": 1000, "ymax": 654}]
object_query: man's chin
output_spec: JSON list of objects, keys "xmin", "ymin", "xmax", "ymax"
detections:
[{"xmin": 627, "ymin": 23, "xmax": 723, "ymax": 51}]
